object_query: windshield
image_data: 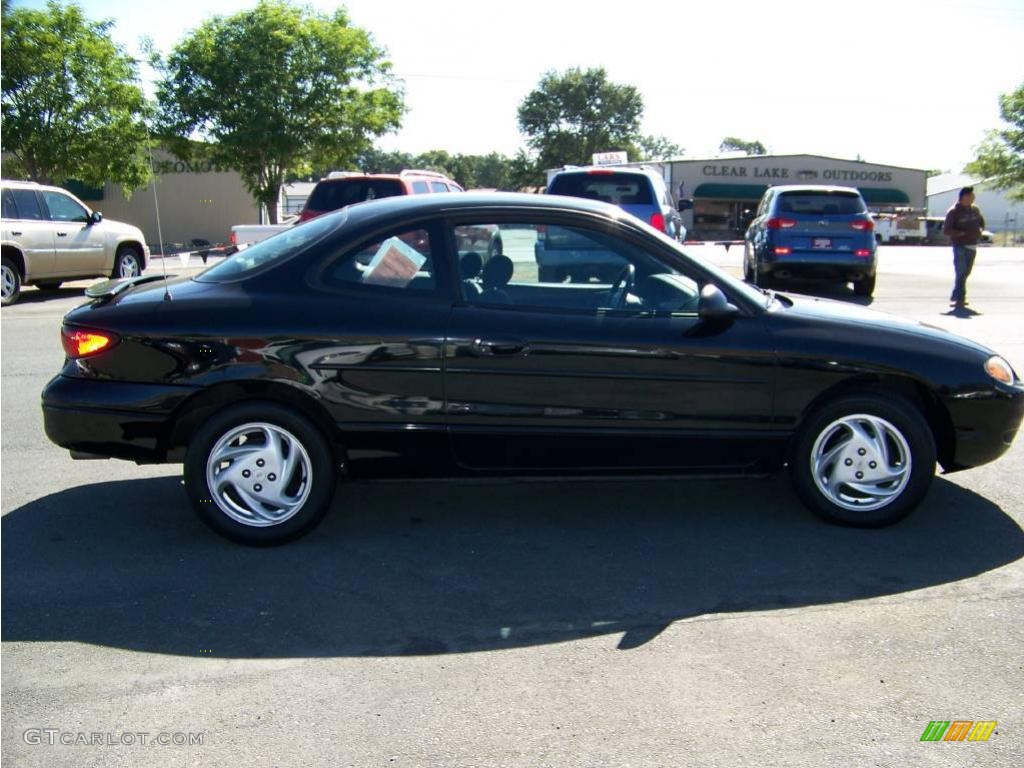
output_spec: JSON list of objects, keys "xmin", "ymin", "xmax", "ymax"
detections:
[{"xmin": 198, "ymin": 210, "xmax": 345, "ymax": 281}]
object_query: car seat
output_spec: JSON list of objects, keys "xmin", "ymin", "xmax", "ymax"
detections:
[{"xmin": 479, "ymin": 255, "xmax": 514, "ymax": 304}]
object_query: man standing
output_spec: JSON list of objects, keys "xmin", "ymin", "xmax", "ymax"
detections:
[{"xmin": 942, "ymin": 186, "xmax": 986, "ymax": 308}]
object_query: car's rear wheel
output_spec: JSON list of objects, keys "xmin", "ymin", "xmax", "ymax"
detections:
[
  {"xmin": 184, "ymin": 402, "xmax": 337, "ymax": 545},
  {"xmin": 112, "ymin": 246, "xmax": 142, "ymax": 279},
  {"xmin": 854, "ymin": 275, "xmax": 876, "ymax": 297},
  {"xmin": 1, "ymin": 256, "xmax": 21, "ymax": 306},
  {"xmin": 790, "ymin": 394, "xmax": 935, "ymax": 527}
]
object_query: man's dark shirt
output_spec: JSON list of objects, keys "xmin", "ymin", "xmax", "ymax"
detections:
[{"xmin": 943, "ymin": 202, "xmax": 986, "ymax": 246}]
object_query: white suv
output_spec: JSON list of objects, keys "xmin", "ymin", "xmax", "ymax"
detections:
[{"xmin": 1, "ymin": 180, "xmax": 149, "ymax": 305}]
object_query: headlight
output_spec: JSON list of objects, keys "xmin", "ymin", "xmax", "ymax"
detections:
[{"xmin": 984, "ymin": 355, "xmax": 1016, "ymax": 385}]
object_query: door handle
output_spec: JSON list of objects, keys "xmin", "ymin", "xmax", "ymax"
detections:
[
  {"xmin": 56, "ymin": 232, "xmax": 68, "ymax": 237},
  {"xmin": 11, "ymin": 231, "xmax": 22, "ymax": 236},
  {"xmin": 471, "ymin": 338, "xmax": 528, "ymax": 356}
]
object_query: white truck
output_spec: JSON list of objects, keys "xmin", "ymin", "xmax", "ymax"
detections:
[
  {"xmin": 872, "ymin": 209, "xmax": 927, "ymax": 244},
  {"xmin": 229, "ymin": 220, "xmax": 293, "ymax": 248}
]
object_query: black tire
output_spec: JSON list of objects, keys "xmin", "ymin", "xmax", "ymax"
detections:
[
  {"xmin": 790, "ymin": 393, "xmax": 936, "ymax": 527},
  {"xmin": 184, "ymin": 401, "xmax": 337, "ymax": 545},
  {"xmin": 111, "ymin": 245, "xmax": 143, "ymax": 279},
  {"xmin": 753, "ymin": 261, "xmax": 773, "ymax": 289},
  {"xmin": 2, "ymin": 255, "xmax": 21, "ymax": 306},
  {"xmin": 854, "ymin": 275, "xmax": 876, "ymax": 297},
  {"xmin": 743, "ymin": 249, "xmax": 754, "ymax": 282}
]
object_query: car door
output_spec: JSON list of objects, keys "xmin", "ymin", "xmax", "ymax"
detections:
[
  {"xmin": 443, "ymin": 214, "xmax": 778, "ymax": 472},
  {"xmin": 1, "ymin": 188, "xmax": 56, "ymax": 278},
  {"xmin": 299, "ymin": 220, "xmax": 454, "ymax": 476},
  {"xmin": 38, "ymin": 189, "xmax": 106, "ymax": 276}
]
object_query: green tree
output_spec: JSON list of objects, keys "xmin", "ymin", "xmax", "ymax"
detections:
[
  {"xmin": 965, "ymin": 82, "xmax": 1024, "ymax": 201},
  {"xmin": 154, "ymin": 0, "xmax": 403, "ymax": 222},
  {"xmin": 1, "ymin": 0, "xmax": 151, "ymax": 191},
  {"xmin": 719, "ymin": 136, "xmax": 767, "ymax": 155},
  {"xmin": 517, "ymin": 67, "xmax": 646, "ymax": 171},
  {"xmin": 637, "ymin": 135, "xmax": 683, "ymax": 161}
]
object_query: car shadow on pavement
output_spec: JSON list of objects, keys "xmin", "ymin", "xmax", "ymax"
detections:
[{"xmin": 3, "ymin": 473, "xmax": 1021, "ymax": 658}]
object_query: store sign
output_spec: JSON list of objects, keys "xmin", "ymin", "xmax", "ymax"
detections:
[
  {"xmin": 152, "ymin": 159, "xmax": 227, "ymax": 175},
  {"xmin": 593, "ymin": 151, "xmax": 629, "ymax": 166},
  {"xmin": 702, "ymin": 164, "xmax": 893, "ymax": 182}
]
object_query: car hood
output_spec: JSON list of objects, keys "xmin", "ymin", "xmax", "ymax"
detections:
[{"xmin": 774, "ymin": 291, "xmax": 995, "ymax": 357}]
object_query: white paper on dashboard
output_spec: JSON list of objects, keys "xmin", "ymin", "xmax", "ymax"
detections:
[{"xmin": 362, "ymin": 237, "xmax": 426, "ymax": 287}]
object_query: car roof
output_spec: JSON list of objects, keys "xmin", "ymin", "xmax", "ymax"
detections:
[
  {"xmin": 551, "ymin": 165, "xmax": 659, "ymax": 178},
  {"xmin": 337, "ymin": 191, "xmax": 625, "ymax": 228},
  {"xmin": 768, "ymin": 184, "xmax": 864, "ymax": 195}
]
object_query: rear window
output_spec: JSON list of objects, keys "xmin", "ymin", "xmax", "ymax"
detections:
[
  {"xmin": 549, "ymin": 172, "xmax": 654, "ymax": 206},
  {"xmin": 776, "ymin": 192, "xmax": 866, "ymax": 215},
  {"xmin": 198, "ymin": 210, "xmax": 344, "ymax": 281},
  {"xmin": 305, "ymin": 178, "xmax": 405, "ymax": 213}
]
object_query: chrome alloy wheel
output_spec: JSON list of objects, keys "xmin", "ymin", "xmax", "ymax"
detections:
[
  {"xmin": 205, "ymin": 422, "xmax": 313, "ymax": 527},
  {"xmin": 1, "ymin": 263, "xmax": 16, "ymax": 300},
  {"xmin": 809, "ymin": 414, "xmax": 912, "ymax": 512},
  {"xmin": 118, "ymin": 252, "xmax": 140, "ymax": 277}
]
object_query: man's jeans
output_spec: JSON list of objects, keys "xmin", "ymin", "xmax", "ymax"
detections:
[{"xmin": 951, "ymin": 245, "xmax": 977, "ymax": 304}]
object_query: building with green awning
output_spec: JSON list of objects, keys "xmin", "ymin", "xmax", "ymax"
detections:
[{"xmin": 655, "ymin": 154, "xmax": 926, "ymax": 241}]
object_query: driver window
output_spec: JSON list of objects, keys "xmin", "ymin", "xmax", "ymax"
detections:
[
  {"xmin": 40, "ymin": 190, "xmax": 89, "ymax": 222},
  {"xmin": 453, "ymin": 222, "xmax": 700, "ymax": 314}
]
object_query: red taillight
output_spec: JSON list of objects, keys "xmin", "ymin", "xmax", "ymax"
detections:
[
  {"xmin": 586, "ymin": 169, "xmax": 614, "ymax": 175},
  {"xmin": 766, "ymin": 218, "xmax": 797, "ymax": 229},
  {"xmin": 650, "ymin": 212, "xmax": 665, "ymax": 232},
  {"xmin": 850, "ymin": 219, "xmax": 874, "ymax": 231},
  {"xmin": 297, "ymin": 209, "xmax": 319, "ymax": 222},
  {"xmin": 774, "ymin": 247, "xmax": 792, "ymax": 255},
  {"xmin": 229, "ymin": 231, "xmax": 237, "ymax": 245},
  {"xmin": 61, "ymin": 327, "xmax": 119, "ymax": 359},
  {"xmin": 854, "ymin": 249, "xmax": 871, "ymax": 257}
]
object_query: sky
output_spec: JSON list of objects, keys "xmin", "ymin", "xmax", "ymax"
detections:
[{"xmin": 10, "ymin": 0, "xmax": 1024, "ymax": 172}]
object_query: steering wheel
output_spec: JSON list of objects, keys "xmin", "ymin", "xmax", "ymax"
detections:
[{"xmin": 609, "ymin": 264, "xmax": 636, "ymax": 308}]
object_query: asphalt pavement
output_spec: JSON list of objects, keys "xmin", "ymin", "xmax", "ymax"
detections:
[{"xmin": 2, "ymin": 245, "xmax": 1023, "ymax": 767}]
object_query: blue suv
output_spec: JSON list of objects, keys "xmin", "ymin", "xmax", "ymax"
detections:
[
  {"xmin": 540, "ymin": 165, "xmax": 684, "ymax": 283},
  {"xmin": 744, "ymin": 185, "xmax": 877, "ymax": 297}
]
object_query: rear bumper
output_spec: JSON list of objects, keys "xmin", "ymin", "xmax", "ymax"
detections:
[
  {"xmin": 762, "ymin": 252, "xmax": 876, "ymax": 281},
  {"xmin": 946, "ymin": 385, "xmax": 1024, "ymax": 470},
  {"xmin": 42, "ymin": 375, "xmax": 197, "ymax": 463}
]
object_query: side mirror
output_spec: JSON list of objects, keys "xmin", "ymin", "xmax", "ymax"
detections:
[
  {"xmin": 698, "ymin": 283, "xmax": 739, "ymax": 321},
  {"xmin": 676, "ymin": 198, "xmax": 694, "ymax": 212},
  {"xmin": 89, "ymin": 210, "xmax": 103, "ymax": 225}
]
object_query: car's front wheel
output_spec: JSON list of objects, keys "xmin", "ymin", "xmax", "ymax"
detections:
[
  {"xmin": 790, "ymin": 394, "xmax": 936, "ymax": 527},
  {"xmin": 184, "ymin": 402, "xmax": 337, "ymax": 545},
  {"xmin": 112, "ymin": 246, "xmax": 142, "ymax": 279}
]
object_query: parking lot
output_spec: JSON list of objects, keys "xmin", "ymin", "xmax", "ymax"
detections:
[{"xmin": 2, "ymin": 244, "xmax": 1023, "ymax": 766}]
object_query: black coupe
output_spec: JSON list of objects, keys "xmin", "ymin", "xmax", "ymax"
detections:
[{"xmin": 42, "ymin": 193, "xmax": 1023, "ymax": 544}]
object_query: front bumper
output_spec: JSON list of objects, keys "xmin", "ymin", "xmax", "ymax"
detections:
[
  {"xmin": 946, "ymin": 384, "xmax": 1024, "ymax": 470},
  {"xmin": 42, "ymin": 375, "xmax": 197, "ymax": 463}
]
